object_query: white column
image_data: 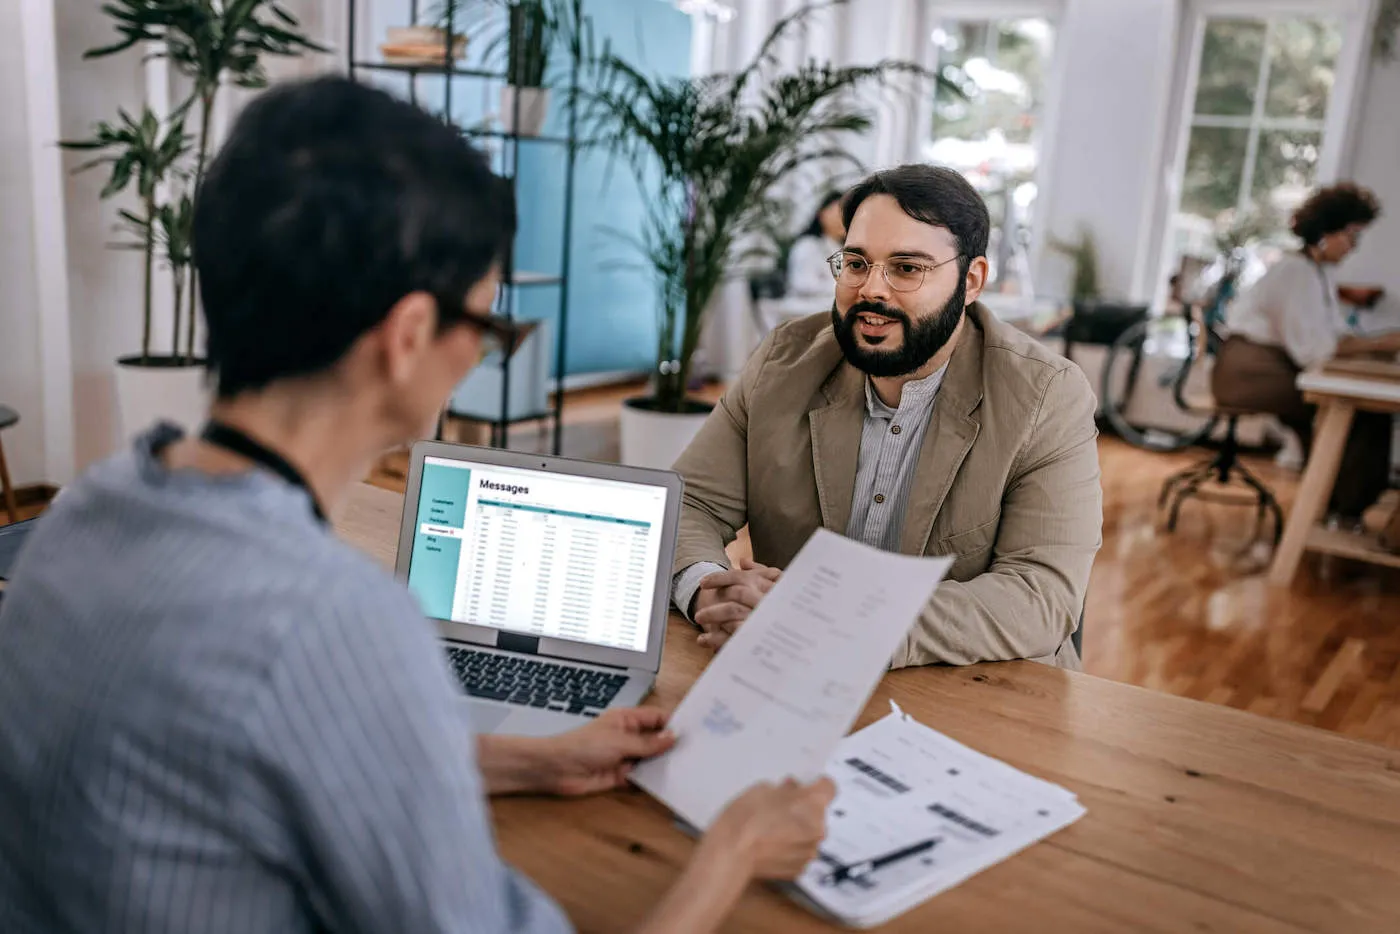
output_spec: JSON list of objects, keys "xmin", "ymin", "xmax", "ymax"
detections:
[{"xmin": 19, "ymin": 0, "xmax": 77, "ymax": 485}]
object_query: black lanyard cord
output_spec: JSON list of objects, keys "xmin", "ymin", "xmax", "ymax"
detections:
[{"xmin": 200, "ymin": 420, "xmax": 328, "ymax": 525}]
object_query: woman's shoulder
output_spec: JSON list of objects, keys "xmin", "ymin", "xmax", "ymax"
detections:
[{"xmin": 1261, "ymin": 252, "xmax": 1315, "ymax": 281}]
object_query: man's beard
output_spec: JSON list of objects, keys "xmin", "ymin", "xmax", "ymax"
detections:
[{"xmin": 831, "ymin": 278, "xmax": 966, "ymax": 378}]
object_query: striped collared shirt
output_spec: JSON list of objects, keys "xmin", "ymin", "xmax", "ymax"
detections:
[
  {"xmin": 0, "ymin": 425, "xmax": 571, "ymax": 934},
  {"xmin": 845, "ymin": 365, "xmax": 947, "ymax": 551}
]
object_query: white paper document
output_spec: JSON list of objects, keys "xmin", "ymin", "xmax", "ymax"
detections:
[
  {"xmin": 631, "ymin": 528, "xmax": 952, "ymax": 830},
  {"xmin": 790, "ymin": 704, "xmax": 1086, "ymax": 928}
]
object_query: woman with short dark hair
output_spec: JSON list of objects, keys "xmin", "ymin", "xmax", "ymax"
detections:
[{"xmin": 1212, "ymin": 182, "xmax": 1400, "ymax": 527}]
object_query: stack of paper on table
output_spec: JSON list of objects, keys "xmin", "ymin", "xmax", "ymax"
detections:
[{"xmin": 788, "ymin": 703, "xmax": 1085, "ymax": 928}]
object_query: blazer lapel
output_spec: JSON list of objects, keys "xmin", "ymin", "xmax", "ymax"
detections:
[
  {"xmin": 898, "ymin": 315, "xmax": 985, "ymax": 555},
  {"xmin": 808, "ymin": 362, "xmax": 865, "ymax": 534}
]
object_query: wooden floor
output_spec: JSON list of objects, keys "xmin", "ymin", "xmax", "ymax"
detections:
[{"xmin": 373, "ymin": 380, "xmax": 1400, "ymax": 751}]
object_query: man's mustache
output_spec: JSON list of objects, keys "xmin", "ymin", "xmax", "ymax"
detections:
[{"xmin": 845, "ymin": 302, "xmax": 910, "ymax": 326}]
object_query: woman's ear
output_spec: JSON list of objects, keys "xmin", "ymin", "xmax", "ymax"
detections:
[{"xmin": 377, "ymin": 292, "xmax": 439, "ymax": 386}]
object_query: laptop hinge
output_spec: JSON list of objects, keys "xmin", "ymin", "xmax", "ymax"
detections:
[{"xmin": 496, "ymin": 631, "xmax": 540, "ymax": 655}]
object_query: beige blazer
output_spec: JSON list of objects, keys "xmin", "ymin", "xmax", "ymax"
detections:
[{"xmin": 672, "ymin": 303, "xmax": 1102, "ymax": 670}]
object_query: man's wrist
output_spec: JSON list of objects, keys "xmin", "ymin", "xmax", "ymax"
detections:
[{"xmin": 672, "ymin": 561, "xmax": 728, "ymax": 622}]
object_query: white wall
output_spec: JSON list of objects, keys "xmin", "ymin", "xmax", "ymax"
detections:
[
  {"xmin": 54, "ymin": 0, "xmax": 149, "ymax": 473},
  {"xmin": 1034, "ymin": 0, "xmax": 1181, "ymax": 302},
  {"xmin": 1342, "ymin": 50, "xmax": 1400, "ymax": 315},
  {"xmin": 3, "ymin": 0, "xmax": 76, "ymax": 488},
  {"xmin": 0, "ymin": 0, "xmax": 46, "ymax": 485}
]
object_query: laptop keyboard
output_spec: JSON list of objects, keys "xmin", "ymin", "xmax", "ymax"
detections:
[{"xmin": 445, "ymin": 646, "xmax": 628, "ymax": 716}]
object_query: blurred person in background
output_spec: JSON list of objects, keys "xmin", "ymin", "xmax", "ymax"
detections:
[
  {"xmin": 1212, "ymin": 182, "xmax": 1400, "ymax": 529},
  {"xmin": 787, "ymin": 189, "xmax": 847, "ymax": 296}
]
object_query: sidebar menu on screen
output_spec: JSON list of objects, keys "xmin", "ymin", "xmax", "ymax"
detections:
[{"xmin": 407, "ymin": 463, "xmax": 471, "ymax": 620}]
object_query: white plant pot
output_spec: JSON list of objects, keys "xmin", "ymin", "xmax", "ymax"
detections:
[
  {"xmin": 619, "ymin": 398, "xmax": 712, "ymax": 469},
  {"xmin": 500, "ymin": 86, "xmax": 551, "ymax": 136},
  {"xmin": 114, "ymin": 356, "xmax": 210, "ymax": 441}
]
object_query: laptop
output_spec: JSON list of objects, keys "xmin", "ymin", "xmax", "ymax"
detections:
[{"xmin": 395, "ymin": 441, "xmax": 684, "ymax": 737}]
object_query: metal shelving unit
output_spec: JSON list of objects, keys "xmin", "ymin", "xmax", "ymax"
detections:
[{"xmin": 346, "ymin": 0, "xmax": 580, "ymax": 455}]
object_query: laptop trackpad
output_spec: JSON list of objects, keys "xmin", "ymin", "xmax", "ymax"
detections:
[{"xmin": 467, "ymin": 701, "xmax": 512, "ymax": 734}]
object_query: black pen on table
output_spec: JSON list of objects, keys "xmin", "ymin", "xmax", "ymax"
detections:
[{"xmin": 819, "ymin": 838, "xmax": 939, "ymax": 886}]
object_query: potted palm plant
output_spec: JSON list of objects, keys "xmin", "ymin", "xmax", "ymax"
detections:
[
  {"xmin": 65, "ymin": 0, "xmax": 323, "ymax": 439},
  {"xmin": 578, "ymin": 1, "xmax": 950, "ymax": 467},
  {"xmin": 61, "ymin": 108, "xmax": 202, "ymax": 437}
]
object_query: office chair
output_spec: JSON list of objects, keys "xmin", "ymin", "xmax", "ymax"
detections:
[{"xmin": 1157, "ymin": 407, "xmax": 1284, "ymax": 545}]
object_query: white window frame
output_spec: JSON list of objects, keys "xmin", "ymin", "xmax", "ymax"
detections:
[
  {"xmin": 914, "ymin": 0, "xmax": 1068, "ymax": 297},
  {"xmin": 1143, "ymin": 0, "xmax": 1375, "ymax": 306}
]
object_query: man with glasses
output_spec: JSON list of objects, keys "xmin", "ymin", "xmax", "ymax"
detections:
[
  {"xmin": 0, "ymin": 76, "xmax": 836, "ymax": 933},
  {"xmin": 672, "ymin": 164, "xmax": 1102, "ymax": 670}
]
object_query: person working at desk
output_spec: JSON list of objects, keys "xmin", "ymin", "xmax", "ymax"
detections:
[
  {"xmin": 0, "ymin": 77, "xmax": 834, "ymax": 934},
  {"xmin": 787, "ymin": 189, "xmax": 846, "ymax": 296},
  {"xmin": 1212, "ymin": 182, "xmax": 1400, "ymax": 529},
  {"xmin": 672, "ymin": 164, "xmax": 1102, "ymax": 669}
]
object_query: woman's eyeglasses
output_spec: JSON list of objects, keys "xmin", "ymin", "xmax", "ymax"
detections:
[{"xmin": 462, "ymin": 312, "xmax": 536, "ymax": 363}]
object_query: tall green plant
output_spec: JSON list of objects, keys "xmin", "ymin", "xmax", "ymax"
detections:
[
  {"xmin": 154, "ymin": 194, "xmax": 196, "ymax": 356},
  {"xmin": 85, "ymin": 0, "xmax": 325, "ymax": 358},
  {"xmin": 60, "ymin": 108, "xmax": 190, "ymax": 361},
  {"xmin": 578, "ymin": 1, "xmax": 956, "ymax": 412}
]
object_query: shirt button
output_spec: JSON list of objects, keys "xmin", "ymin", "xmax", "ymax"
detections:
[
  {"xmin": 891, "ymin": 424, "xmax": 902, "ymax": 435},
  {"xmin": 874, "ymin": 493, "xmax": 886, "ymax": 504}
]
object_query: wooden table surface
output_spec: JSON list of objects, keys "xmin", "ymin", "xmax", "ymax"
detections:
[{"xmin": 337, "ymin": 482, "xmax": 1400, "ymax": 933}]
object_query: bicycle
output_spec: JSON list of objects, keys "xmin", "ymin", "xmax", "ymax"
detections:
[{"xmin": 1095, "ymin": 256, "xmax": 1245, "ymax": 453}]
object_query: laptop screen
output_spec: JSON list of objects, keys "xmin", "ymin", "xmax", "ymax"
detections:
[{"xmin": 405, "ymin": 455, "xmax": 669, "ymax": 653}]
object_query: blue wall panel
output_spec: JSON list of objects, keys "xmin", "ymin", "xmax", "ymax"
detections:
[
  {"xmin": 363, "ymin": 0, "xmax": 690, "ymax": 378},
  {"xmin": 509, "ymin": 0, "xmax": 691, "ymax": 377}
]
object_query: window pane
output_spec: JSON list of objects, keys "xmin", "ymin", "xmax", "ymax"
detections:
[
  {"xmin": 1252, "ymin": 129, "xmax": 1322, "ymax": 220},
  {"xmin": 1181, "ymin": 125, "xmax": 1249, "ymax": 219},
  {"xmin": 926, "ymin": 17, "xmax": 1055, "ymax": 295},
  {"xmin": 1194, "ymin": 19, "xmax": 1265, "ymax": 116},
  {"xmin": 1263, "ymin": 18, "xmax": 1341, "ymax": 120}
]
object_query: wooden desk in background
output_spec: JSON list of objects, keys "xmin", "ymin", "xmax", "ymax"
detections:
[
  {"xmin": 1268, "ymin": 361, "xmax": 1400, "ymax": 587},
  {"xmin": 338, "ymin": 482, "xmax": 1400, "ymax": 933}
]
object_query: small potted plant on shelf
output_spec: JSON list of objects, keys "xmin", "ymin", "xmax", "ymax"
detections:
[
  {"xmin": 578, "ymin": 1, "xmax": 952, "ymax": 468},
  {"xmin": 501, "ymin": 0, "xmax": 552, "ymax": 135},
  {"xmin": 62, "ymin": 0, "xmax": 323, "ymax": 440},
  {"xmin": 468, "ymin": 0, "xmax": 579, "ymax": 136}
]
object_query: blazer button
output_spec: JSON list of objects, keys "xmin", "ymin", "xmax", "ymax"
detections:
[{"xmin": 874, "ymin": 493, "xmax": 886, "ymax": 504}]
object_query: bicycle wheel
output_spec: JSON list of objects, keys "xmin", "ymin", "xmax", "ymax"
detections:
[{"xmin": 1098, "ymin": 316, "xmax": 1218, "ymax": 453}]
